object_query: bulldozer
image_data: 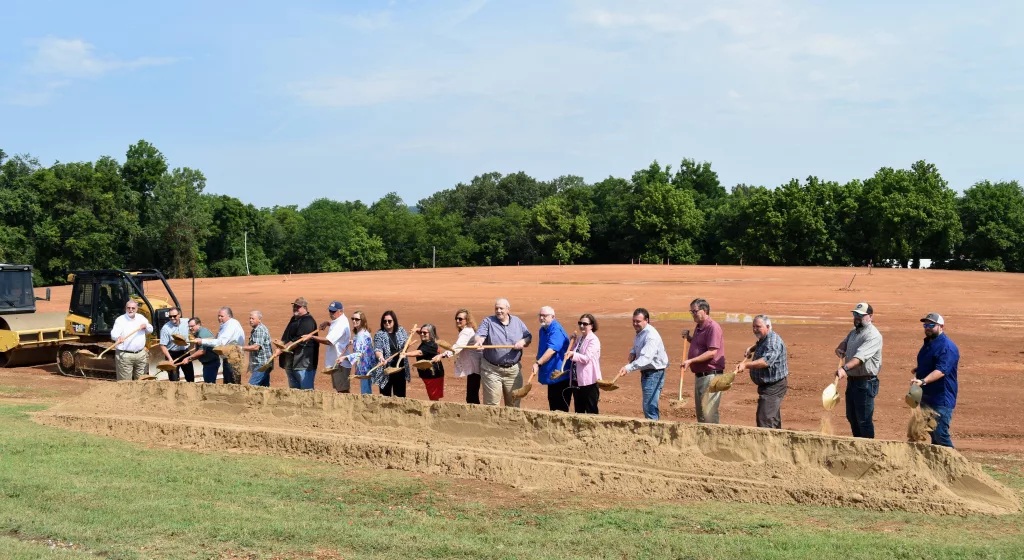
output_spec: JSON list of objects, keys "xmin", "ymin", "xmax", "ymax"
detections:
[
  {"xmin": 0, "ymin": 263, "xmax": 68, "ymax": 368},
  {"xmin": 55, "ymin": 269, "xmax": 183, "ymax": 378}
]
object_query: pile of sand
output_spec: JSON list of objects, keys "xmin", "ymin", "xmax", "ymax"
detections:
[{"xmin": 35, "ymin": 383, "xmax": 1020, "ymax": 516}]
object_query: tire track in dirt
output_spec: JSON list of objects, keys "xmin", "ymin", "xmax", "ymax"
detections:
[{"xmin": 34, "ymin": 382, "xmax": 1021, "ymax": 516}]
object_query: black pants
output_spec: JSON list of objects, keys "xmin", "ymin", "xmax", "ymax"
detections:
[
  {"xmin": 167, "ymin": 349, "xmax": 194, "ymax": 382},
  {"xmin": 465, "ymin": 373, "xmax": 481, "ymax": 404},
  {"xmin": 755, "ymin": 376, "xmax": 788, "ymax": 429},
  {"xmin": 846, "ymin": 377, "xmax": 879, "ymax": 438},
  {"xmin": 547, "ymin": 378, "xmax": 571, "ymax": 412},
  {"xmin": 381, "ymin": 371, "xmax": 407, "ymax": 397},
  {"xmin": 572, "ymin": 383, "xmax": 600, "ymax": 414}
]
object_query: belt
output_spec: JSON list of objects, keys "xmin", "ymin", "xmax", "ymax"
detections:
[
  {"xmin": 486, "ymin": 359, "xmax": 518, "ymax": 368},
  {"xmin": 695, "ymin": 369, "xmax": 724, "ymax": 378},
  {"xmin": 117, "ymin": 348, "xmax": 146, "ymax": 354}
]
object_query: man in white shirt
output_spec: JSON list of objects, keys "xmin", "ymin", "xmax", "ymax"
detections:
[
  {"xmin": 194, "ymin": 306, "xmax": 246, "ymax": 384},
  {"xmin": 110, "ymin": 300, "xmax": 154, "ymax": 381},
  {"xmin": 312, "ymin": 301, "xmax": 352, "ymax": 393},
  {"xmin": 618, "ymin": 307, "xmax": 670, "ymax": 420}
]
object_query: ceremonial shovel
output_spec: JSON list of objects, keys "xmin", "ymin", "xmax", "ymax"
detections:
[{"xmin": 822, "ymin": 357, "xmax": 845, "ymax": 410}]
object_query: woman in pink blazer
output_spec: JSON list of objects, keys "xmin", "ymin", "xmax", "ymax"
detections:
[{"xmin": 566, "ymin": 313, "xmax": 601, "ymax": 414}]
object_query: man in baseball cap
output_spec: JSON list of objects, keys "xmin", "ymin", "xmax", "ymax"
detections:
[
  {"xmin": 280, "ymin": 296, "xmax": 319, "ymax": 389},
  {"xmin": 834, "ymin": 302, "xmax": 884, "ymax": 438},
  {"xmin": 911, "ymin": 312, "xmax": 960, "ymax": 447},
  {"xmin": 310, "ymin": 301, "xmax": 353, "ymax": 393}
]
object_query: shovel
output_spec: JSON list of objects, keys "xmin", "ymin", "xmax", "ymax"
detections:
[
  {"xmin": 678, "ymin": 333, "xmax": 689, "ymax": 401},
  {"xmin": 548, "ymin": 332, "xmax": 578, "ymax": 382},
  {"xmin": 322, "ymin": 352, "xmax": 362, "ymax": 374},
  {"xmin": 510, "ymin": 370, "xmax": 537, "ymax": 400},
  {"xmin": 413, "ymin": 359, "xmax": 434, "ymax": 371},
  {"xmin": 156, "ymin": 349, "xmax": 199, "ymax": 372},
  {"xmin": 822, "ymin": 357, "xmax": 845, "ymax": 411},
  {"xmin": 257, "ymin": 332, "xmax": 316, "ymax": 373},
  {"xmin": 905, "ymin": 382, "xmax": 923, "ymax": 408},
  {"xmin": 435, "ymin": 339, "xmax": 455, "ymax": 352},
  {"xmin": 380, "ymin": 324, "xmax": 419, "ymax": 377},
  {"xmin": 171, "ymin": 333, "xmax": 194, "ymax": 347},
  {"xmin": 100, "ymin": 324, "xmax": 148, "ymax": 359},
  {"xmin": 453, "ymin": 344, "xmax": 517, "ymax": 349},
  {"xmin": 708, "ymin": 360, "xmax": 740, "ymax": 393},
  {"xmin": 597, "ymin": 373, "xmax": 623, "ymax": 391}
]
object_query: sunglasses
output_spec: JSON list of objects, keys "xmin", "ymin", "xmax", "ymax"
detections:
[
  {"xmin": 419, "ymin": 331, "xmax": 431, "ymax": 335},
  {"xmin": 384, "ymin": 319, "xmax": 394, "ymax": 324},
  {"xmin": 455, "ymin": 317, "xmax": 466, "ymax": 322},
  {"xmin": 923, "ymin": 322, "xmax": 937, "ymax": 328},
  {"xmin": 578, "ymin": 321, "xmax": 591, "ymax": 327},
  {"xmin": 169, "ymin": 314, "xmax": 179, "ymax": 318}
]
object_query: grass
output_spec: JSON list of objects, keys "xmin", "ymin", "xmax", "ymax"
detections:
[
  {"xmin": 1, "ymin": 403, "xmax": 1023, "ymax": 559},
  {"xmin": 0, "ymin": 384, "xmax": 60, "ymax": 398}
]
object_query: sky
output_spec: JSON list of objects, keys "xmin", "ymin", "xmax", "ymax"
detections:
[{"xmin": 2, "ymin": 0, "xmax": 1022, "ymax": 208}]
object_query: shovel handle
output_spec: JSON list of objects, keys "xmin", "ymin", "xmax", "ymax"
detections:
[{"xmin": 453, "ymin": 344, "xmax": 517, "ymax": 349}]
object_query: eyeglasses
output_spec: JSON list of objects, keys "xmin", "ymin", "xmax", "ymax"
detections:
[
  {"xmin": 689, "ymin": 309, "xmax": 700, "ymax": 315},
  {"xmin": 169, "ymin": 314, "xmax": 179, "ymax": 318},
  {"xmin": 384, "ymin": 319, "xmax": 394, "ymax": 324},
  {"xmin": 923, "ymin": 322, "xmax": 937, "ymax": 328},
  {"xmin": 538, "ymin": 313, "xmax": 551, "ymax": 317},
  {"xmin": 578, "ymin": 321, "xmax": 591, "ymax": 327},
  {"xmin": 292, "ymin": 305, "xmax": 302, "ymax": 310},
  {"xmin": 455, "ymin": 317, "xmax": 466, "ymax": 322},
  {"xmin": 419, "ymin": 331, "xmax": 430, "ymax": 335}
]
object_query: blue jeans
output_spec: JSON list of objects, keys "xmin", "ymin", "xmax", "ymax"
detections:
[
  {"xmin": 201, "ymin": 359, "xmax": 221, "ymax": 384},
  {"xmin": 640, "ymin": 369, "xmax": 665, "ymax": 420},
  {"xmin": 249, "ymin": 366, "xmax": 272, "ymax": 387},
  {"xmin": 930, "ymin": 405, "xmax": 955, "ymax": 448},
  {"xmin": 287, "ymin": 368, "xmax": 316, "ymax": 390},
  {"xmin": 360, "ymin": 377, "xmax": 373, "ymax": 395},
  {"xmin": 845, "ymin": 377, "xmax": 878, "ymax": 438}
]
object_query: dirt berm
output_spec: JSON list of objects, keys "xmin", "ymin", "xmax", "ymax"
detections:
[{"xmin": 36, "ymin": 383, "xmax": 1020, "ymax": 516}]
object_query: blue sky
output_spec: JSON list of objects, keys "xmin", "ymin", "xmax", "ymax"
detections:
[{"xmin": 2, "ymin": 1, "xmax": 1022, "ymax": 208}]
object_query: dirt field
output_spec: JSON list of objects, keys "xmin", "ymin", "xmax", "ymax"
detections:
[
  {"xmin": 15, "ymin": 264, "xmax": 1024, "ymax": 453},
  {"xmin": 35, "ymin": 382, "xmax": 1021, "ymax": 516}
]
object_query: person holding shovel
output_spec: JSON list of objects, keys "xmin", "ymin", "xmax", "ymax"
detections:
[
  {"xmin": 183, "ymin": 317, "xmax": 220, "ymax": 383},
  {"xmin": 533, "ymin": 306, "xmax": 571, "ymax": 411},
  {"xmin": 194, "ymin": 306, "xmax": 246, "ymax": 384},
  {"xmin": 473, "ymin": 298, "xmax": 532, "ymax": 407},
  {"xmin": 617, "ymin": 308, "xmax": 669, "ymax": 420},
  {"xmin": 834, "ymin": 302, "xmax": 884, "ymax": 439},
  {"xmin": 680, "ymin": 298, "xmax": 726, "ymax": 424},
  {"xmin": 110, "ymin": 300, "xmax": 154, "ymax": 381},
  {"xmin": 241, "ymin": 310, "xmax": 274, "ymax": 386},
  {"xmin": 406, "ymin": 324, "xmax": 445, "ymax": 401},
  {"xmin": 159, "ymin": 307, "xmax": 193, "ymax": 382},
  {"xmin": 280, "ymin": 297, "xmax": 319, "ymax": 390},
  {"xmin": 911, "ymin": 313, "xmax": 960, "ymax": 448},
  {"xmin": 349, "ymin": 311, "xmax": 377, "ymax": 395},
  {"xmin": 310, "ymin": 301, "xmax": 352, "ymax": 393},
  {"xmin": 441, "ymin": 309, "xmax": 482, "ymax": 404},
  {"xmin": 739, "ymin": 315, "xmax": 789, "ymax": 429},
  {"xmin": 373, "ymin": 310, "xmax": 411, "ymax": 397},
  {"xmin": 565, "ymin": 313, "xmax": 602, "ymax": 414}
]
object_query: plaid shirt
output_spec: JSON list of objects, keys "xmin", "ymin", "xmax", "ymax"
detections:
[
  {"xmin": 249, "ymin": 323, "xmax": 273, "ymax": 371},
  {"xmin": 750, "ymin": 330, "xmax": 788, "ymax": 385}
]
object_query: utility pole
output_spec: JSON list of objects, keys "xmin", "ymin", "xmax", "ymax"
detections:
[
  {"xmin": 244, "ymin": 231, "xmax": 250, "ymax": 276},
  {"xmin": 433, "ymin": 246, "xmax": 436, "ymax": 268}
]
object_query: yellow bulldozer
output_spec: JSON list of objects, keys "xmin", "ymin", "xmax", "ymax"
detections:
[
  {"xmin": 0, "ymin": 263, "xmax": 67, "ymax": 368},
  {"xmin": 55, "ymin": 269, "xmax": 183, "ymax": 378}
]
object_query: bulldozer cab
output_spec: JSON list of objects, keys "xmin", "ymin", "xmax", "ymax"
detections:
[
  {"xmin": 66, "ymin": 270, "xmax": 181, "ymax": 337},
  {"xmin": 0, "ymin": 264, "xmax": 48, "ymax": 315}
]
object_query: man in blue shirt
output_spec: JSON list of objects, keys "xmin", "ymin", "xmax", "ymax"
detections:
[
  {"xmin": 533, "ymin": 306, "xmax": 570, "ymax": 411},
  {"xmin": 912, "ymin": 312, "xmax": 960, "ymax": 448}
]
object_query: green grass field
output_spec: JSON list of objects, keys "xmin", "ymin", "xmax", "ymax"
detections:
[{"xmin": 1, "ymin": 403, "xmax": 1023, "ymax": 559}]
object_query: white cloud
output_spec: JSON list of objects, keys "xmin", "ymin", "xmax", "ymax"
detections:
[{"xmin": 4, "ymin": 37, "xmax": 176, "ymax": 106}]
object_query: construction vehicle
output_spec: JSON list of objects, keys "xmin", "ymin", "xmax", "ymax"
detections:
[
  {"xmin": 0, "ymin": 264, "xmax": 68, "ymax": 368},
  {"xmin": 55, "ymin": 269, "xmax": 183, "ymax": 378}
]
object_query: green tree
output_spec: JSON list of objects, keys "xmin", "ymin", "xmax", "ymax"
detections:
[
  {"xmin": 533, "ymin": 179, "xmax": 593, "ymax": 264},
  {"xmin": 956, "ymin": 180, "xmax": 1024, "ymax": 272},
  {"xmin": 142, "ymin": 167, "xmax": 213, "ymax": 278}
]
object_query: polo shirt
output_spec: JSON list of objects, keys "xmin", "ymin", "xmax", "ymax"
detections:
[
  {"xmin": 536, "ymin": 319, "xmax": 569, "ymax": 385},
  {"xmin": 916, "ymin": 333, "xmax": 960, "ymax": 409},
  {"xmin": 688, "ymin": 318, "xmax": 725, "ymax": 372},
  {"xmin": 476, "ymin": 315, "xmax": 532, "ymax": 367}
]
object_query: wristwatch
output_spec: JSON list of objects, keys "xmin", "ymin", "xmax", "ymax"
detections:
[
  {"xmin": 841, "ymin": 364, "xmax": 849, "ymax": 372},
  {"xmin": 920, "ymin": 380, "xmax": 928, "ymax": 386}
]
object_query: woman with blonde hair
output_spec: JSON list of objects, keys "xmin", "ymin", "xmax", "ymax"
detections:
[
  {"xmin": 441, "ymin": 308, "xmax": 482, "ymax": 404},
  {"xmin": 349, "ymin": 310, "xmax": 377, "ymax": 394}
]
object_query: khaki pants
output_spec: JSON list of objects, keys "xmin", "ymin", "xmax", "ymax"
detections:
[
  {"xmin": 115, "ymin": 349, "xmax": 148, "ymax": 381},
  {"xmin": 331, "ymin": 366, "xmax": 352, "ymax": 392},
  {"xmin": 694, "ymin": 373, "xmax": 722, "ymax": 424},
  {"xmin": 481, "ymin": 361, "xmax": 522, "ymax": 407}
]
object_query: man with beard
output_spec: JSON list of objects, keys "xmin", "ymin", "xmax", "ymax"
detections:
[
  {"xmin": 281, "ymin": 297, "xmax": 319, "ymax": 389},
  {"xmin": 533, "ymin": 306, "xmax": 570, "ymax": 411},
  {"xmin": 911, "ymin": 313, "xmax": 960, "ymax": 448},
  {"xmin": 110, "ymin": 300, "xmax": 154, "ymax": 381},
  {"xmin": 834, "ymin": 302, "xmax": 884, "ymax": 438},
  {"xmin": 739, "ymin": 315, "xmax": 789, "ymax": 428}
]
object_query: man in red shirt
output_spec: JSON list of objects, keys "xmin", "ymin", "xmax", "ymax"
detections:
[{"xmin": 681, "ymin": 298, "xmax": 726, "ymax": 423}]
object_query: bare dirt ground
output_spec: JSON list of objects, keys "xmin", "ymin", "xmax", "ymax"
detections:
[
  {"xmin": 14, "ymin": 264, "xmax": 1023, "ymax": 453},
  {"xmin": 35, "ymin": 382, "xmax": 1021, "ymax": 515}
]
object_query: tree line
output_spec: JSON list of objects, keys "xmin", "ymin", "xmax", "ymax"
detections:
[{"xmin": 2, "ymin": 140, "xmax": 1022, "ymax": 285}]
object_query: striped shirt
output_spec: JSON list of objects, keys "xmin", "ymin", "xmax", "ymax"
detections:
[{"xmin": 749, "ymin": 330, "xmax": 788, "ymax": 385}]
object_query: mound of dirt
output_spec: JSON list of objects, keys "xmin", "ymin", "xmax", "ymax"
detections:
[{"xmin": 35, "ymin": 383, "xmax": 1020, "ymax": 516}]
